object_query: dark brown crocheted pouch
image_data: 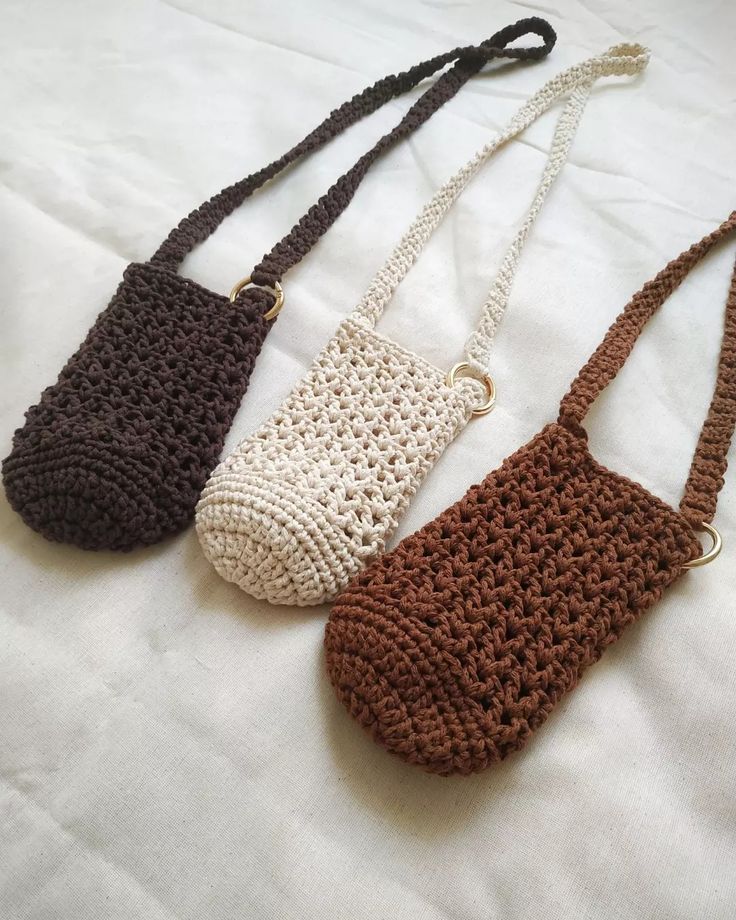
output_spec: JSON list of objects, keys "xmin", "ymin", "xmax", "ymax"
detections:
[
  {"xmin": 326, "ymin": 213, "xmax": 736, "ymax": 776},
  {"xmin": 2, "ymin": 20, "xmax": 555, "ymax": 551}
]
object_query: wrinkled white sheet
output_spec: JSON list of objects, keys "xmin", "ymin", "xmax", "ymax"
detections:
[{"xmin": 1, "ymin": 1, "xmax": 735, "ymax": 918}]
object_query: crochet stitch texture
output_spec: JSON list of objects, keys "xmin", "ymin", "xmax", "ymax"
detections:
[
  {"xmin": 2, "ymin": 19, "xmax": 556, "ymax": 550},
  {"xmin": 3, "ymin": 266, "xmax": 272, "ymax": 550},
  {"xmin": 325, "ymin": 215, "xmax": 736, "ymax": 776},
  {"xmin": 197, "ymin": 318, "xmax": 472, "ymax": 601},
  {"xmin": 197, "ymin": 45, "xmax": 650, "ymax": 604}
]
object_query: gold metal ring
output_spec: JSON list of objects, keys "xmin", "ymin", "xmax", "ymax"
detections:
[
  {"xmin": 229, "ymin": 276, "xmax": 284, "ymax": 320},
  {"xmin": 682, "ymin": 521, "xmax": 722, "ymax": 569},
  {"xmin": 446, "ymin": 361, "xmax": 496, "ymax": 417}
]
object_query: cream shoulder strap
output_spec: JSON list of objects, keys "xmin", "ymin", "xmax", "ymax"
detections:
[{"xmin": 354, "ymin": 43, "xmax": 648, "ymax": 384}]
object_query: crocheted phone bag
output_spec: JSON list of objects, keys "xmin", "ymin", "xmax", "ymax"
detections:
[
  {"xmin": 326, "ymin": 213, "xmax": 736, "ymax": 776},
  {"xmin": 2, "ymin": 19, "xmax": 556, "ymax": 552},
  {"xmin": 196, "ymin": 44, "xmax": 650, "ymax": 606}
]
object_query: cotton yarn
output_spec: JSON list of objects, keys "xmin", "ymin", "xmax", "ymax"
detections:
[
  {"xmin": 197, "ymin": 318, "xmax": 472, "ymax": 601},
  {"xmin": 197, "ymin": 45, "xmax": 650, "ymax": 604},
  {"xmin": 2, "ymin": 20, "xmax": 557, "ymax": 549},
  {"xmin": 325, "ymin": 214, "xmax": 736, "ymax": 776},
  {"xmin": 3, "ymin": 266, "xmax": 272, "ymax": 550}
]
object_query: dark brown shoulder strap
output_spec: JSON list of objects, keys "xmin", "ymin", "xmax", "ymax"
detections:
[
  {"xmin": 150, "ymin": 18, "xmax": 556, "ymax": 274},
  {"xmin": 558, "ymin": 211, "xmax": 736, "ymax": 526}
]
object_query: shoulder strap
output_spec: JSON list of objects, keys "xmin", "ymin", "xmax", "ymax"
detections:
[
  {"xmin": 150, "ymin": 18, "xmax": 556, "ymax": 273},
  {"xmin": 558, "ymin": 212, "xmax": 736, "ymax": 527},
  {"xmin": 350, "ymin": 45, "xmax": 649, "ymax": 341}
]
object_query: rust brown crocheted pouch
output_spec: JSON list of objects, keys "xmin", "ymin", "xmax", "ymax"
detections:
[
  {"xmin": 326, "ymin": 212, "xmax": 736, "ymax": 776},
  {"xmin": 2, "ymin": 19, "xmax": 555, "ymax": 551}
]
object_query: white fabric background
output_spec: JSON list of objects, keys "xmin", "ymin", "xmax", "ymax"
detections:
[{"xmin": 1, "ymin": 1, "xmax": 735, "ymax": 917}]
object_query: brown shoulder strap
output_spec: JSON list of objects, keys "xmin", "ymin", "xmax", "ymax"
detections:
[
  {"xmin": 150, "ymin": 18, "xmax": 556, "ymax": 275},
  {"xmin": 559, "ymin": 211, "xmax": 736, "ymax": 526},
  {"xmin": 680, "ymin": 256, "xmax": 736, "ymax": 525}
]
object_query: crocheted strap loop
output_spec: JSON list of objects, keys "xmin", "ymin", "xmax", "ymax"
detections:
[
  {"xmin": 348, "ymin": 44, "xmax": 650, "ymax": 368},
  {"xmin": 150, "ymin": 18, "xmax": 556, "ymax": 279},
  {"xmin": 558, "ymin": 211, "xmax": 736, "ymax": 527}
]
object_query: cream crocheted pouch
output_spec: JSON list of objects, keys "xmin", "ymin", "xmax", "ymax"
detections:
[{"xmin": 196, "ymin": 44, "xmax": 650, "ymax": 605}]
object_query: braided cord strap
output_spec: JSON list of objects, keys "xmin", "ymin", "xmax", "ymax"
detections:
[
  {"xmin": 349, "ymin": 44, "xmax": 649, "ymax": 335},
  {"xmin": 462, "ymin": 83, "xmax": 591, "ymax": 372},
  {"xmin": 680, "ymin": 255, "xmax": 736, "ymax": 524},
  {"xmin": 151, "ymin": 18, "xmax": 556, "ymax": 275},
  {"xmin": 559, "ymin": 211, "xmax": 736, "ymax": 528}
]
